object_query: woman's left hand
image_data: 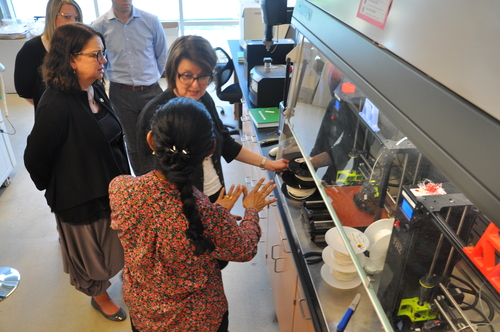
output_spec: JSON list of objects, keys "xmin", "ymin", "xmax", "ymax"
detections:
[
  {"xmin": 215, "ymin": 184, "xmax": 244, "ymax": 212},
  {"xmin": 265, "ymin": 158, "xmax": 289, "ymax": 172}
]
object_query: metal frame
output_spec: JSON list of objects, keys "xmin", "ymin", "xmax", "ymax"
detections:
[{"xmin": 0, "ymin": 0, "xmax": 15, "ymax": 19}]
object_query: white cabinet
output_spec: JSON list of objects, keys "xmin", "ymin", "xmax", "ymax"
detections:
[
  {"xmin": 0, "ymin": 69, "xmax": 16, "ymax": 186},
  {"xmin": 0, "ymin": 109, "xmax": 15, "ymax": 187},
  {"xmin": 241, "ymin": 105, "xmax": 314, "ymax": 332}
]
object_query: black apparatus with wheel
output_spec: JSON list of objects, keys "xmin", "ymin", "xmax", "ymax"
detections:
[
  {"xmin": 214, "ymin": 46, "xmax": 243, "ymax": 132},
  {"xmin": 244, "ymin": 0, "xmax": 294, "ymax": 109}
]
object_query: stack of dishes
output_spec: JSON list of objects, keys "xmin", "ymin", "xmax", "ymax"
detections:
[
  {"xmin": 282, "ymin": 158, "xmax": 317, "ymax": 200},
  {"xmin": 321, "ymin": 226, "xmax": 369, "ymax": 289},
  {"xmin": 363, "ymin": 218, "xmax": 394, "ymax": 275}
]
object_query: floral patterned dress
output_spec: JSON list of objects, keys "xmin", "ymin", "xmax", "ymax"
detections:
[{"xmin": 109, "ymin": 172, "xmax": 261, "ymax": 331}]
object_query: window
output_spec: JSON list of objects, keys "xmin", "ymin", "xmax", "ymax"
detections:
[
  {"xmin": 9, "ymin": 0, "xmax": 238, "ymax": 23},
  {"xmin": 95, "ymin": 1, "xmax": 181, "ymax": 22},
  {"xmin": 8, "ymin": 1, "xmax": 45, "ymax": 21},
  {"xmin": 182, "ymin": 0, "xmax": 238, "ymax": 20},
  {"xmin": 6, "ymin": 0, "xmax": 240, "ymax": 47}
]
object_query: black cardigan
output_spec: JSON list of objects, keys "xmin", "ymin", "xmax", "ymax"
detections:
[
  {"xmin": 14, "ymin": 36, "xmax": 47, "ymax": 110},
  {"xmin": 136, "ymin": 90, "xmax": 242, "ymax": 191},
  {"xmin": 24, "ymin": 83, "xmax": 130, "ymax": 217}
]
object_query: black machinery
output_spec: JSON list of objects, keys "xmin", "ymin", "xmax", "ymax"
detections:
[
  {"xmin": 243, "ymin": 0, "xmax": 294, "ymax": 108},
  {"xmin": 248, "ymin": 58, "xmax": 287, "ymax": 108},
  {"xmin": 378, "ymin": 183, "xmax": 500, "ymax": 331},
  {"xmin": 301, "ymin": 200, "xmax": 334, "ymax": 243}
]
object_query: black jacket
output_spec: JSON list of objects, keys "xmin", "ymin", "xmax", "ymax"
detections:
[{"xmin": 24, "ymin": 83, "xmax": 130, "ymax": 216}]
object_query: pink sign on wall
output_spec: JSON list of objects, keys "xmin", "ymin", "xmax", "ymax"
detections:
[{"xmin": 357, "ymin": 0, "xmax": 393, "ymax": 29}]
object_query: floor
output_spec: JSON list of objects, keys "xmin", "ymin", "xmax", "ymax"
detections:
[{"xmin": 0, "ymin": 85, "xmax": 281, "ymax": 332}]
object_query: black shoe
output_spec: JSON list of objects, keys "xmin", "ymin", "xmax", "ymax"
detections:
[{"xmin": 91, "ymin": 297, "xmax": 127, "ymax": 322}]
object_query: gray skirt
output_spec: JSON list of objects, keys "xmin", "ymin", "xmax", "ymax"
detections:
[{"xmin": 55, "ymin": 215, "xmax": 124, "ymax": 296}]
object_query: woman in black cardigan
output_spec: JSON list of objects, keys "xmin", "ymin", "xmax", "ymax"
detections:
[{"xmin": 24, "ymin": 23, "xmax": 130, "ymax": 322}]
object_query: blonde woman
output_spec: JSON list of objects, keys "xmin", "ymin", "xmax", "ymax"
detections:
[{"xmin": 14, "ymin": 0, "xmax": 83, "ymax": 111}]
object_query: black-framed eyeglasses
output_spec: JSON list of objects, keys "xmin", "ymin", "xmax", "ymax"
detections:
[
  {"xmin": 177, "ymin": 73, "xmax": 213, "ymax": 86},
  {"xmin": 73, "ymin": 50, "xmax": 106, "ymax": 62},
  {"xmin": 57, "ymin": 13, "xmax": 80, "ymax": 21}
]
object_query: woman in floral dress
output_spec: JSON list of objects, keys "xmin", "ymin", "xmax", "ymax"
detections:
[{"xmin": 109, "ymin": 97, "xmax": 277, "ymax": 331}]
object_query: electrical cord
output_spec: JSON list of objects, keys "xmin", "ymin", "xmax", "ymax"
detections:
[
  {"xmin": 449, "ymin": 274, "xmax": 495, "ymax": 322},
  {"xmin": 448, "ymin": 278, "xmax": 479, "ymax": 311},
  {"xmin": 450, "ymin": 286, "xmax": 479, "ymax": 310},
  {"xmin": 456, "ymin": 264, "xmax": 500, "ymax": 314},
  {"xmin": 0, "ymin": 115, "xmax": 16, "ymax": 135},
  {"xmin": 303, "ymin": 251, "xmax": 323, "ymax": 265},
  {"xmin": 464, "ymin": 307, "xmax": 495, "ymax": 332}
]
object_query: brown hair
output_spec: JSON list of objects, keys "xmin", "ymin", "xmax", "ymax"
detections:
[
  {"xmin": 165, "ymin": 35, "xmax": 217, "ymax": 91},
  {"xmin": 42, "ymin": 23, "xmax": 105, "ymax": 93}
]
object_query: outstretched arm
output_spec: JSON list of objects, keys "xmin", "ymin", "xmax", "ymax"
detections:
[{"xmin": 234, "ymin": 146, "xmax": 289, "ymax": 172}]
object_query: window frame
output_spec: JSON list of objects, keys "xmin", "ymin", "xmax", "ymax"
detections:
[{"xmin": 3, "ymin": 0, "xmax": 239, "ymax": 33}]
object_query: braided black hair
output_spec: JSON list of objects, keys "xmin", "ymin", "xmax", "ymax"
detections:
[{"xmin": 150, "ymin": 97, "xmax": 216, "ymax": 255}]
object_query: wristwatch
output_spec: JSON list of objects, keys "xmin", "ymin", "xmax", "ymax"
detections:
[{"xmin": 259, "ymin": 157, "xmax": 267, "ymax": 170}]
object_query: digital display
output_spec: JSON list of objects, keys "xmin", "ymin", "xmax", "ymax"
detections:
[{"xmin": 401, "ymin": 198, "xmax": 414, "ymax": 220}]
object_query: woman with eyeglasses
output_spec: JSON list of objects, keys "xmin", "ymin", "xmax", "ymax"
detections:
[
  {"xmin": 14, "ymin": 0, "xmax": 83, "ymax": 112},
  {"xmin": 137, "ymin": 36, "xmax": 289, "ymax": 203},
  {"xmin": 24, "ymin": 23, "xmax": 130, "ymax": 322}
]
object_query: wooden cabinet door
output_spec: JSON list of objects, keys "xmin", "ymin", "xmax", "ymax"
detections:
[{"xmin": 292, "ymin": 281, "xmax": 316, "ymax": 332}]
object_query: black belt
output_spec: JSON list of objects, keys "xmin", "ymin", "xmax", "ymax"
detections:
[{"xmin": 111, "ymin": 82, "xmax": 157, "ymax": 91}]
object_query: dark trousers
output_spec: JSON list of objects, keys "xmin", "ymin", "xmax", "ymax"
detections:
[
  {"xmin": 130, "ymin": 310, "xmax": 229, "ymax": 332},
  {"xmin": 109, "ymin": 82, "xmax": 163, "ymax": 175}
]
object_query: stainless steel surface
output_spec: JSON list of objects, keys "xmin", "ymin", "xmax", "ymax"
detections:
[
  {"xmin": 347, "ymin": 293, "xmax": 360, "ymax": 311},
  {"xmin": 275, "ymin": 175, "xmax": 384, "ymax": 331}
]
